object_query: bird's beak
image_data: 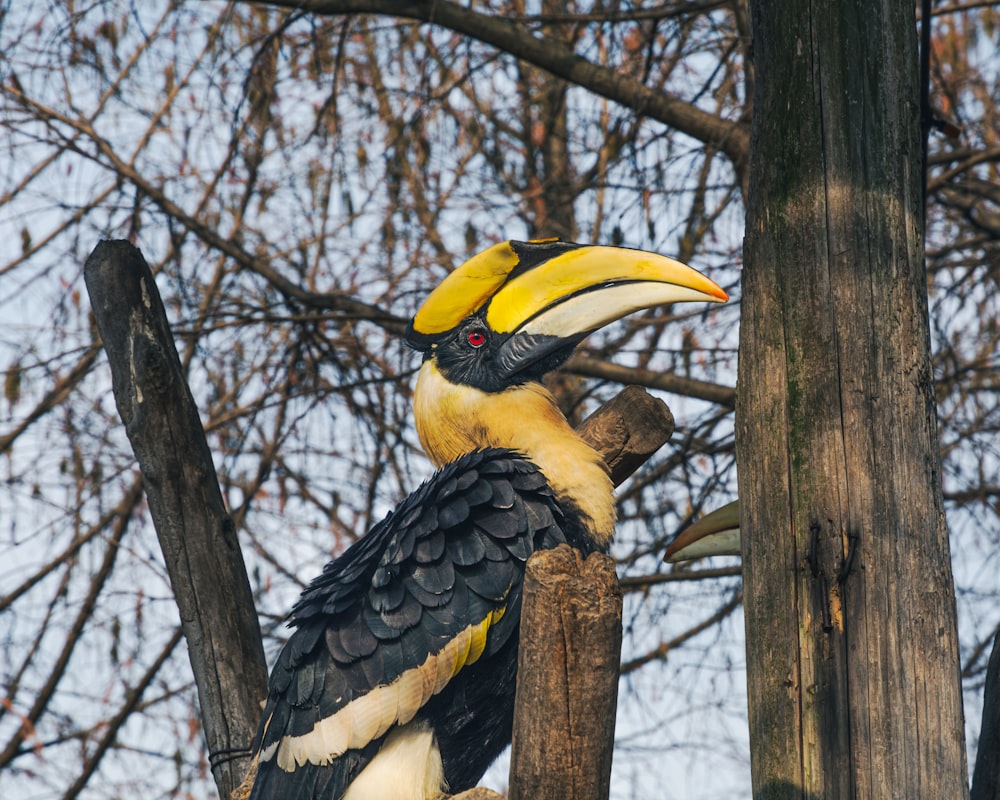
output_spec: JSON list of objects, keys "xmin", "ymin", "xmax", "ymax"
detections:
[
  {"xmin": 664, "ymin": 500, "xmax": 742, "ymax": 562},
  {"xmin": 407, "ymin": 240, "xmax": 728, "ymax": 380},
  {"xmin": 486, "ymin": 241, "xmax": 727, "ymax": 380}
]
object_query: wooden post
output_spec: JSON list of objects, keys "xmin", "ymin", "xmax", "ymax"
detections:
[
  {"xmin": 84, "ymin": 241, "xmax": 268, "ymax": 800},
  {"xmin": 509, "ymin": 546, "xmax": 623, "ymax": 800},
  {"xmin": 738, "ymin": 1, "xmax": 967, "ymax": 797}
]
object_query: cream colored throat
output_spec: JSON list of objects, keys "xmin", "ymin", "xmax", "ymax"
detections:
[{"xmin": 413, "ymin": 361, "xmax": 616, "ymax": 545}]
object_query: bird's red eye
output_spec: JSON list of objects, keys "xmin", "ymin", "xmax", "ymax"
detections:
[{"xmin": 467, "ymin": 329, "xmax": 487, "ymax": 348}]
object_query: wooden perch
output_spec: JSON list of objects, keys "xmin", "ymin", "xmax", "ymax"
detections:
[
  {"xmin": 510, "ymin": 546, "xmax": 623, "ymax": 800},
  {"xmin": 575, "ymin": 383, "xmax": 674, "ymax": 488},
  {"xmin": 84, "ymin": 241, "xmax": 268, "ymax": 800},
  {"xmin": 83, "ymin": 240, "xmax": 674, "ymax": 800}
]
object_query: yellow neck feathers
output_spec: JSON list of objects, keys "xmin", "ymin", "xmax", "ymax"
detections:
[{"xmin": 413, "ymin": 361, "xmax": 616, "ymax": 547}]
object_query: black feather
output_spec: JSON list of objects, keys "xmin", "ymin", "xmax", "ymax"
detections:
[
  {"xmin": 383, "ymin": 526, "xmax": 416, "ymax": 566},
  {"xmin": 370, "ymin": 578, "xmax": 406, "ymax": 613},
  {"xmin": 511, "ymin": 466, "xmax": 549, "ymax": 492},
  {"xmin": 524, "ymin": 497, "xmax": 556, "ymax": 531},
  {"xmin": 490, "ymin": 479, "xmax": 516, "ymax": 508},
  {"xmin": 446, "ymin": 527, "xmax": 487, "ymax": 566},
  {"xmin": 409, "ymin": 505, "xmax": 437, "ymax": 538},
  {"xmin": 361, "ymin": 603, "xmax": 406, "ymax": 641},
  {"xmin": 437, "ymin": 474, "xmax": 458, "ymax": 499},
  {"xmin": 248, "ymin": 449, "xmax": 598, "ymax": 800},
  {"xmin": 330, "ymin": 609, "xmax": 379, "ymax": 661},
  {"xmin": 502, "ymin": 531, "xmax": 533, "ymax": 561},
  {"xmin": 461, "ymin": 477, "xmax": 493, "ymax": 508},
  {"xmin": 437, "ymin": 495, "xmax": 470, "ymax": 528},
  {"xmin": 375, "ymin": 591, "xmax": 424, "ymax": 630},
  {"xmin": 290, "ymin": 656, "xmax": 319, "ymax": 706},
  {"xmin": 455, "ymin": 467, "xmax": 479, "ymax": 491},
  {"xmin": 466, "ymin": 556, "xmax": 516, "ymax": 602},
  {"xmin": 404, "ymin": 575, "xmax": 453, "ymax": 608},
  {"xmin": 371, "ymin": 563, "xmax": 396, "ymax": 589},
  {"xmin": 288, "ymin": 622, "xmax": 324, "ymax": 664},
  {"xmin": 408, "ymin": 558, "xmax": 455, "ymax": 594},
  {"xmin": 474, "ymin": 510, "xmax": 519, "ymax": 539},
  {"xmin": 413, "ymin": 529, "xmax": 446, "ymax": 563},
  {"xmin": 477, "ymin": 531, "xmax": 508, "ymax": 562}
]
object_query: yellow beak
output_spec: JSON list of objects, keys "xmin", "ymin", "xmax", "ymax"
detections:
[
  {"xmin": 664, "ymin": 501, "xmax": 742, "ymax": 562},
  {"xmin": 407, "ymin": 240, "xmax": 727, "ymax": 358}
]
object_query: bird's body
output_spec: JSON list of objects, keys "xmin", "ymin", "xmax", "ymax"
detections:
[
  {"xmin": 248, "ymin": 448, "xmax": 600, "ymax": 800},
  {"xmin": 413, "ymin": 361, "xmax": 617, "ymax": 540},
  {"xmin": 246, "ymin": 240, "xmax": 726, "ymax": 799}
]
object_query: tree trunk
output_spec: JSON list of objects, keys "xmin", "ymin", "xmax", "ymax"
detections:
[
  {"xmin": 85, "ymin": 241, "xmax": 269, "ymax": 800},
  {"xmin": 737, "ymin": 2, "xmax": 967, "ymax": 798},
  {"xmin": 509, "ymin": 546, "xmax": 622, "ymax": 800}
]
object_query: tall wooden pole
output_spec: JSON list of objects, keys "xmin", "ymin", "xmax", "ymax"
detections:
[
  {"xmin": 737, "ymin": 2, "xmax": 967, "ymax": 798},
  {"xmin": 85, "ymin": 241, "xmax": 269, "ymax": 799}
]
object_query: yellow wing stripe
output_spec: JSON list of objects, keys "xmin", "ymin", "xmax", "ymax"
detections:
[{"xmin": 265, "ymin": 608, "xmax": 506, "ymax": 771}]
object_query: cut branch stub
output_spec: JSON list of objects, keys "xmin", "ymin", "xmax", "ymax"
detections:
[{"xmin": 575, "ymin": 383, "xmax": 674, "ymax": 487}]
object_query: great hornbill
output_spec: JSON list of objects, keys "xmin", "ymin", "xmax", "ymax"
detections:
[
  {"xmin": 246, "ymin": 239, "xmax": 727, "ymax": 800},
  {"xmin": 664, "ymin": 500, "xmax": 741, "ymax": 562}
]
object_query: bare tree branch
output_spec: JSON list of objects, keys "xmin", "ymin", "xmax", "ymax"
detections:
[
  {"xmin": 245, "ymin": 0, "xmax": 751, "ymax": 178},
  {"xmin": 566, "ymin": 353, "xmax": 736, "ymax": 408}
]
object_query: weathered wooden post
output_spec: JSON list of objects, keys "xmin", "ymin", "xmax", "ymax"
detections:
[
  {"xmin": 85, "ymin": 241, "xmax": 269, "ymax": 800},
  {"xmin": 738, "ymin": 1, "xmax": 967, "ymax": 797}
]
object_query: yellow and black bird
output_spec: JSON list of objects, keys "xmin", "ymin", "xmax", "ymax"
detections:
[
  {"xmin": 664, "ymin": 500, "xmax": 742, "ymax": 562},
  {"xmin": 247, "ymin": 239, "xmax": 727, "ymax": 800}
]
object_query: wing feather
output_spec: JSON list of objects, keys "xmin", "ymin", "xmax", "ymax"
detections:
[{"xmin": 248, "ymin": 449, "xmax": 572, "ymax": 800}]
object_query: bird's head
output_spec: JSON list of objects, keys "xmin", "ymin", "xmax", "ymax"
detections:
[
  {"xmin": 405, "ymin": 239, "xmax": 727, "ymax": 543},
  {"xmin": 406, "ymin": 239, "xmax": 726, "ymax": 392}
]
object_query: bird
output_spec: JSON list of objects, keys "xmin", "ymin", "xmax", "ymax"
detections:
[
  {"xmin": 245, "ymin": 239, "xmax": 728, "ymax": 800},
  {"xmin": 663, "ymin": 500, "xmax": 741, "ymax": 562}
]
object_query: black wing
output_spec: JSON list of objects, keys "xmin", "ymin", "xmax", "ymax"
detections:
[{"xmin": 247, "ymin": 449, "xmax": 578, "ymax": 800}]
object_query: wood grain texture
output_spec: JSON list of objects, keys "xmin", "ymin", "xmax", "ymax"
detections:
[
  {"xmin": 509, "ymin": 545, "xmax": 623, "ymax": 800},
  {"xmin": 450, "ymin": 789, "xmax": 505, "ymax": 800},
  {"xmin": 737, "ymin": 1, "xmax": 967, "ymax": 798},
  {"xmin": 575, "ymin": 383, "xmax": 674, "ymax": 488},
  {"xmin": 84, "ymin": 241, "xmax": 268, "ymax": 800}
]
